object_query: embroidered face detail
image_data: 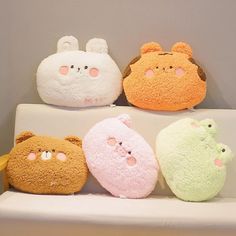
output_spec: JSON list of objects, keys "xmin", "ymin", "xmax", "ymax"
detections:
[
  {"xmin": 123, "ymin": 42, "xmax": 207, "ymax": 111},
  {"xmin": 7, "ymin": 132, "xmax": 88, "ymax": 194},
  {"xmin": 83, "ymin": 114, "xmax": 159, "ymax": 199},
  {"xmin": 37, "ymin": 36, "xmax": 122, "ymax": 107}
]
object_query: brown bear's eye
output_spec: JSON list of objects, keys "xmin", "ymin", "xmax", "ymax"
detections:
[
  {"xmin": 169, "ymin": 66, "xmax": 173, "ymax": 69},
  {"xmin": 52, "ymin": 149, "xmax": 55, "ymax": 152},
  {"xmin": 38, "ymin": 148, "xmax": 42, "ymax": 152}
]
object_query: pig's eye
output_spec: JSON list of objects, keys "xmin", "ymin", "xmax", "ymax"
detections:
[
  {"xmin": 128, "ymin": 151, "xmax": 131, "ymax": 155},
  {"xmin": 119, "ymin": 142, "xmax": 122, "ymax": 146}
]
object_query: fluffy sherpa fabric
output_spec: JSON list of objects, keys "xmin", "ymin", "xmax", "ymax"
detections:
[
  {"xmin": 83, "ymin": 114, "xmax": 158, "ymax": 199},
  {"xmin": 6, "ymin": 131, "xmax": 88, "ymax": 194},
  {"xmin": 123, "ymin": 42, "xmax": 206, "ymax": 111},
  {"xmin": 156, "ymin": 118, "xmax": 233, "ymax": 201},
  {"xmin": 37, "ymin": 36, "xmax": 122, "ymax": 108}
]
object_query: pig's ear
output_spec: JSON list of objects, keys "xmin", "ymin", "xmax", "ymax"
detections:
[
  {"xmin": 117, "ymin": 114, "xmax": 132, "ymax": 128},
  {"xmin": 57, "ymin": 36, "xmax": 79, "ymax": 53}
]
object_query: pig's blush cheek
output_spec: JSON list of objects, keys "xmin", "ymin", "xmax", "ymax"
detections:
[
  {"xmin": 27, "ymin": 152, "xmax": 36, "ymax": 161},
  {"xmin": 214, "ymin": 159, "xmax": 223, "ymax": 167},
  {"xmin": 57, "ymin": 152, "xmax": 67, "ymax": 162},
  {"xmin": 107, "ymin": 137, "xmax": 117, "ymax": 146},
  {"xmin": 145, "ymin": 69, "xmax": 154, "ymax": 78},
  {"xmin": 89, "ymin": 68, "xmax": 99, "ymax": 77},
  {"xmin": 127, "ymin": 156, "xmax": 137, "ymax": 166},
  {"xmin": 59, "ymin": 66, "xmax": 69, "ymax": 75},
  {"xmin": 175, "ymin": 67, "xmax": 185, "ymax": 77}
]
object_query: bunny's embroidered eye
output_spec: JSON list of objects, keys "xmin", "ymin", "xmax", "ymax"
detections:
[
  {"xmin": 84, "ymin": 66, "xmax": 88, "ymax": 69},
  {"xmin": 70, "ymin": 65, "xmax": 74, "ymax": 69}
]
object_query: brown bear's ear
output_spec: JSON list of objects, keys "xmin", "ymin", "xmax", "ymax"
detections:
[
  {"xmin": 65, "ymin": 136, "xmax": 82, "ymax": 148},
  {"xmin": 171, "ymin": 42, "xmax": 192, "ymax": 57},
  {"xmin": 140, "ymin": 42, "xmax": 162, "ymax": 55},
  {"xmin": 15, "ymin": 131, "xmax": 35, "ymax": 144}
]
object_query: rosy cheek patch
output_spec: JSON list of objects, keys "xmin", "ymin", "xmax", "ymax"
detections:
[
  {"xmin": 27, "ymin": 152, "xmax": 36, "ymax": 161},
  {"xmin": 59, "ymin": 66, "xmax": 69, "ymax": 75},
  {"xmin": 107, "ymin": 137, "xmax": 117, "ymax": 146},
  {"xmin": 56, "ymin": 152, "xmax": 67, "ymax": 162},
  {"xmin": 89, "ymin": 68, "xmax": 99, "ymax": 77},
  {"xmin": 215, "ymin": 159, "xmax": 223, "ymax": 167},
  {"xmin": 175, "ymin": 67, "xmax": 185, "ymax": 77},
  {"xmin": 145, "ymin": 69, "xmax": 154, "ymax": 78}
]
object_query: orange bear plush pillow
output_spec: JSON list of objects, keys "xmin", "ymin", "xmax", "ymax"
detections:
[{"xmin": 123, "ymin": 42, "xmax": 207, "ymax": 111}]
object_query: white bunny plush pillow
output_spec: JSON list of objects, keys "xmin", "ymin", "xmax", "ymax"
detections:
[{"xmin": 37, "ymin": 36, "xmax": 122, "ymax": 107}]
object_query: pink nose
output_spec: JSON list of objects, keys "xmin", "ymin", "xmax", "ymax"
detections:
[{"xmin": 115, "ymin": 146, "xmax": 127, "ymax": 157}]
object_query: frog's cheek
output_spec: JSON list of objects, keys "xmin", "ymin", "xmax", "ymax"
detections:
[{"xmin": 214, "ymin": 159, "xmax": 223, "ymax": 167}]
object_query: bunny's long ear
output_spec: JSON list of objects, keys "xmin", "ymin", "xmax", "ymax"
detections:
[
  {"xmin": 57, "ymin": 36, "xmax": 79, "ymax": 53},
  {"xmin": 86, "ymin": 38, "xmax": 108, "ymax": 53}
]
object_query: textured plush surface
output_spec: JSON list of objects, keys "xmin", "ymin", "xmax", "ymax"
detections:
[
  {"xmin": 156, "ymin": 118, "xmax": 233, "ymax": 201},
  {"xmin": 37, "ymin": 36, "xmax": 122, "ymax": 107},
  {"xmin": 83, "ymin": 114, "xmax": 158, "ymax": 198},
  {"xmin": 6, "ymin": 131, "xmax": 88, "ymax": 194},
  {"xmin": 123, "ymin": 42, "xmax": 206, "ymax": 111}
]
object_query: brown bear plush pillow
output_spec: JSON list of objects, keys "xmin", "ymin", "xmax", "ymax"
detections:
[
  {"xmin": 123, "ymin": 42, "xmax": 207, "ymax": 111},
  {"xmin": 5, "ymin": 131, "xmax": 88, "ymax": 194}
]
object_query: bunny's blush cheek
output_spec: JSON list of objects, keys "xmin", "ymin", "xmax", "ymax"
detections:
[
  {"xmin": 89, "ymin": 68, "xmax": 99, "ymax": 77},
  {"xmin": 145, "ymin": 69, "xmax": 154, "ymax": 78},
  {"xmin": 175, "ymin": 67, "xmax": 185, "ymax": 77},
  {"xmin": 27, "ymin": 152, "xmax": 36, "ymax": 161},
  {"xmin": 59, "ymin": 66, "xmax": 69, "ymax": 75}
]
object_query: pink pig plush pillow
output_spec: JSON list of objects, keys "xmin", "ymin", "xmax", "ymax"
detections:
[{"xmin": 83, "ymin": 114, "xmax": 158, "ymax": 198}]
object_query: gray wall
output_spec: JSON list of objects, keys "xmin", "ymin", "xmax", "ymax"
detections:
[{"xmin": 1, "ymin": 0, "xmax": 236, "ymax": 155}]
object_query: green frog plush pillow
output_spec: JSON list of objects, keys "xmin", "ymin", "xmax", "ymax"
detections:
[{"xmin": 156, "ymin": 118, "xmax": 233, "ymax": 201}]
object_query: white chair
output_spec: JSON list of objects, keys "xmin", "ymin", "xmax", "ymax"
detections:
[{"xmin": 0, "ymin": 104, "xmax": 235, "ymax": 236}]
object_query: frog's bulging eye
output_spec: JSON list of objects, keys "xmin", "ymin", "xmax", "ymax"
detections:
[
  {"xmin": 222, "ymin": 148, "xmax": 226, "ymax": 153},
  {"xmin": 208, "ymin": 124, "xmax": 212, "ymax": 128}
]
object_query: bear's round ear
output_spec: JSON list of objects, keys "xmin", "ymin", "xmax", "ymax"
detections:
[
  {"xmin": 65, "ymin": 136, "xmax": 82, "ymax": 148},
  {"xmin": 171, "ymin": 42, "xmax": 192, "ymax": 57},
  {"xmin": 140, "ymin": 42, "xmax": 162, "ymax": 55},
  {"xmin": 57, "ymin": 36, "xmax": 79, "ymax": 53},
  {"xmin": 86, "ymin": 38, "xmax": 108, "ymax": 54},
  {"xmin": 16, "ymin": 131, "xmax": 35, "ymax": 144},
  {"xmin": 117, "ymin": 114, "xmax": 132, "ymax": 128}
]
